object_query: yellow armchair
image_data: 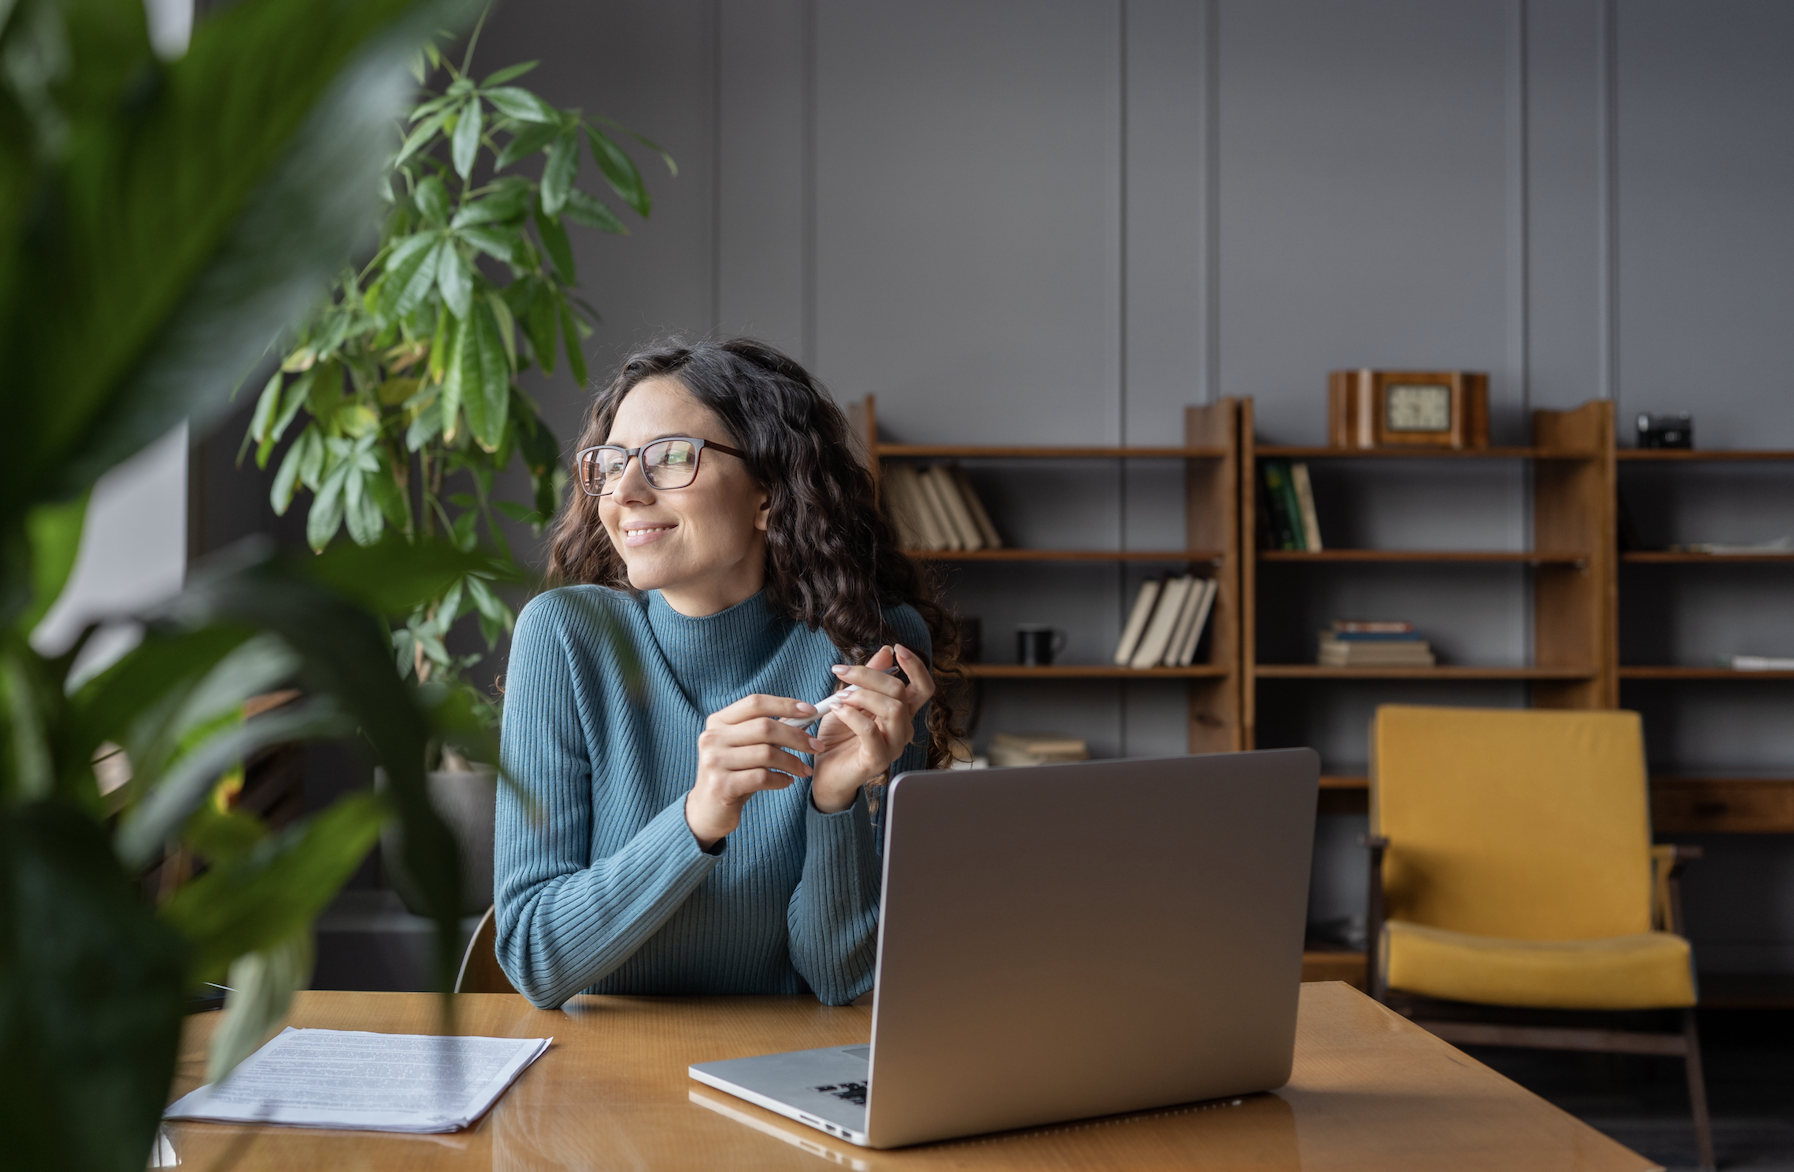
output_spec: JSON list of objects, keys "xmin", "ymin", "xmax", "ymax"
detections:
[{"xmin": 1365, "ymin": 705, "xmax": 1713, "ymax": 1170}]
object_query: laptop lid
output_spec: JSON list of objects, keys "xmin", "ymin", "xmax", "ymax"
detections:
[{"xmin": 864, "ymin": 748, "xmax": 1319, "ymax": 1148}]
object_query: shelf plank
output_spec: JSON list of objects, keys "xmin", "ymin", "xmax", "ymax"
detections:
[
  {"xmin": 877, "ymin": 444, "xmax": 1227, "ymax": 459},
  {"xmin": 1320, "ymin": 775, "xmax": 1370, "ymax": 790},
  {"xmin": 1301, "ymin": 948, "xmax": 1367, "ymax": 989},
  {"xmin": 903, "ymin": 548, "xmax": 1224, "ymax": 562},
  {"xmin": 1255, "ymin": 665, "xmax": 1596, "ymax": 680},
  {"xmin": 1623, "ymin": 551, "xmax": 1794, "ymax": 564},
  {"xmin": 1652, "ymin": 777, "xmax": 1794, "ymax": 833},
  {"xmin": 1255, "ymin": 445, "xmax": 1593, "ymax": 460},
  {"xmin": 1260, "ymin": 550, "xmax": 1585, "ymax": 564},
  {"xmin": 1617, "ymin": 448, "xmax": 1794, "ymax": 462},
  {"xmin": 1620, "ymin": 667, "xmax": 1794, "ymax": 680},
  {"xmin": 964, "ymin": 664, "xmax": 1229, "ymax": 679}
]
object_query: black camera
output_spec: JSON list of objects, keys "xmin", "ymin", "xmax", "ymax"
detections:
[{"xmin": 1637, "ymin": 413, "xmax": 1693, "ymax": 450}]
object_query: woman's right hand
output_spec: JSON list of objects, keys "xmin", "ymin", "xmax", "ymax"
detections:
[{"xmin": 685, "ymin": 694, "xmax": 821, "ymax": 849}]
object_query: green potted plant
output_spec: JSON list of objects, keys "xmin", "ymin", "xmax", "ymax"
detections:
[
  {"xmin": 239, "ymin": 27, "xmax": 671, "ymax": 913},
  {"xmin": 0, "ymin": 1, "xmax": 513, "ymax": 1168}
]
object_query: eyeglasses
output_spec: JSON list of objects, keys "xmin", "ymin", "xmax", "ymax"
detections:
[{"xmin": 575, "ymin": 436, "xmax": 746, "ymax": 497}]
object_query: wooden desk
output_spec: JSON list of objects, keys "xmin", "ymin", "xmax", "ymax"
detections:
[{"xmin": 162, "ymin": 982, "xmax": 1657, "ymax": 1171}]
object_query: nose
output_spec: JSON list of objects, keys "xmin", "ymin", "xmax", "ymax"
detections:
[{"xmin": 608, "ymin": 452, "xmax": 657, "ymax": 504}]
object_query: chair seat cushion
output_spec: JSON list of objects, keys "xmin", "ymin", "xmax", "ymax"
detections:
[{"xmin": 1383, "ymin": 919, "xmax": 1696, "ymax": 1010}]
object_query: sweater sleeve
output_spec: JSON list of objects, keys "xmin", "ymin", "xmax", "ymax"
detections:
[
  {"xmin": 494, "ymin": 593, "xmax": 719, "ymax": 1009},
  {"xmin": 785, "ymin": 606, "xmax": 934, "ymax": 1005}
]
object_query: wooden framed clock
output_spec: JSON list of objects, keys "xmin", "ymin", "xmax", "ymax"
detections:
[{"xmin": 1328, "ymin": 370, "xmax": 1489, "ymax": 450}]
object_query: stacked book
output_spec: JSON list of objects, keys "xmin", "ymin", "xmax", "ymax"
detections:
[
  {"xmin": 881, "ymin": 463, "xmax": 1003, "ymax": 551},
  {"xmin": 1113, "ymin": 575, "xmax": 1218, "ymax": 669},
  {"xmin": 1318, "ymin": 621, "xmax": 1435, "ymax": 667},
  {"xmin": 1259, "ymin": 459, "xmax": 1323, "ymax": 552},
  {"xmin": 987, "ymin": 732, "xmax": 1090, "ymax": 768}
]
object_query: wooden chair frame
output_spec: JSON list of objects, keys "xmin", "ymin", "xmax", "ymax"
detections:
[
  {"xmin": 1364, "ymin": 837, "xmax": 1715, "ymax": 1172},
  {"xmin": 456, "ymin": 905, "xmax": 520, "ymax": 995}
]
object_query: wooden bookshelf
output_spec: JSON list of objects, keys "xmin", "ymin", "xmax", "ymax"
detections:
[
  {"xmin": 877, "ymin": 444, "xmax": 1228, "ymax": 459},
  {"xmin": 1623, "ymin": 551, "xmax": 1794, "ymax": 563},
  {"xmin": 1261, "ymin": 550, "xmax": 1586, "ymax": 565},
  {"xmin": 903, "ymin": 548, "xmax": 1225, "ymax": 563},
  {"xmin": 855, "ymin": 395, "xmax": 1244, "ymax": 754},
  {"xmin": 1239, "ymin": 398, "xmax": 1615, "ymax": 759},
  {"xmin": 1255, "ymin": 666, "xmax": 1595, "ymax": 680},
  {"xmin": 1616, "ymin": 449, "xmax": 1794, "ymax": 839},
  {"xmin": 1616, "ymin": 448, "xmax": 1794, "ymax": 462},
  {"xmin": 966, "ymin": 665, "xmax": 1229, "ymax": 680}
]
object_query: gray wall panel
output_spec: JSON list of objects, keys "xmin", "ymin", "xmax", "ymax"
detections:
[
  {"xmin": 1615, "ymin": 0, "xmax": 1794, "ymax": 447},
  {"xmin": 812, "ymin": 0, "xmax": 1123, "ymax": 446},
  {"xmin": 1217, "ymin": 0, "xmax": 1515, "ymax": 446},
  {"xmin": 717, "ymin": 0, "xmax": 810, "ymax": 356},
  {"xmin": 1524, "ymin": 0, "xmax": 1604, "ymax": 410}
]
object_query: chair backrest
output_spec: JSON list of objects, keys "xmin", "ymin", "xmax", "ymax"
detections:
[
  {"xmin": 456, "ymin": 905, "xmax": 520, "ymax": 995},
  {"xmin": 1371, "ymin": 705, "xmax": 1653, "ymax": 941}
]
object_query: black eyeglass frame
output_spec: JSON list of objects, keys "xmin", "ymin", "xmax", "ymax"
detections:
[{"xmin": 575, "ymin": 436, "xmax": 748, "ymax": 497}]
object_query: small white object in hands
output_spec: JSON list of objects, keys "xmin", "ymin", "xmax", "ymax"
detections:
[{"xmin": 779, "ymin": 665, "xmax": 902, "ymax": 727}]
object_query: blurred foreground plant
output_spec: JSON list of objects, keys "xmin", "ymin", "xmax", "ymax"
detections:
[{"xmin": 0, "ymin": 1, "xmax": 513, "ymax": 1169}]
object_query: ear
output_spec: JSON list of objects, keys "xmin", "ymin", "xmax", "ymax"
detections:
[{"xmin": 753, "ymin": 486, "xmax": 772, "ymax": 532}]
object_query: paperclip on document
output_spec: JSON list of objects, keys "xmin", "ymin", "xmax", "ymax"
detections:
[
  {"xmin": 779, "ymin": 665, "xmax": 902, "ymax": 728},
  {"xmin": 163, "ymin": 1028, "xmax": 551, "ymax": 1133}
]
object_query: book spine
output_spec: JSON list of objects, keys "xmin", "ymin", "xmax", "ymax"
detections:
[
  {"xmin": 951, "ymin": 465, "xmax": 1004, "ymax": 549},
  {"xmin": 1177, "ymin": 578, "xmax": 1218, "ymax": 666},
  {"xmin": 911, "ymin": 466, "xmax": 960, "ymax": 550},
  {"xmin": 1292, "ymin": 462, "xmax": 1323, "ymax": 552},
  {"xmin": 1114, "ymin": 578, "xmax": 1163, "ymax": 665},
  {"xmin": 1275, "ymin": 462, "xmax": 1307, "ymax": 552},
  {"xmin": 927, "ymin": 465, "xmax": 985, "ymax": 551},
  {"xmin": 1261, "ymin": 460, "xmax": 1299, "ymax": 551}
]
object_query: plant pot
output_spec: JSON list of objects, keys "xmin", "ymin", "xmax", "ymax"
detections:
[{"xmin": 376, "ymin": 766, "xmax": 497, "ymax": 917}]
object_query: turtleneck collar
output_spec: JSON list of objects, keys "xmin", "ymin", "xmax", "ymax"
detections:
[{"xmin": 645, "ymin": 589, "xmax": 789, "ymax": 705}]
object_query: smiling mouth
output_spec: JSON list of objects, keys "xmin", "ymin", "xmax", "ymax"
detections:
[{"xmin": 622, "ymin": 524, "xmax": 676, "ymax": 547}]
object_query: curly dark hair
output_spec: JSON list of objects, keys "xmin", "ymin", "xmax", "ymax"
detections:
[{"xmin": 547, "ymin": 337, "xmax": 964, "ymax": 768}]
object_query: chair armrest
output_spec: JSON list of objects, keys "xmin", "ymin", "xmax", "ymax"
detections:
[
  {"xmin": 1361, "ymin": 835, "xmax": 1389, "ymax": 1000},
  {"xmin": 1651, "ymin": 843, "xmax": 1702, "ymax": 934}
]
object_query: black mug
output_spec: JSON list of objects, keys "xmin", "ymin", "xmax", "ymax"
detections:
[{"xmin": 1016, "ymin": 625, "xmax": 1067, "ymax": 666}]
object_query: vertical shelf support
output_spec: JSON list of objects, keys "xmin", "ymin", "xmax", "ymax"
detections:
[
  {"xmin": 1185, "ymin": 399, "xmax": 1243, "ymax": 752},
  {"xmin": 1532, "ymin": 400, "xmax": 1617, "ymax": 709}
]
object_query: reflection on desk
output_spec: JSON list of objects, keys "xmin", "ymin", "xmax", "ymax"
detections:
[{"xmin": 163, "ymin": 984, "xmax": 1656, "ymax": 1171}]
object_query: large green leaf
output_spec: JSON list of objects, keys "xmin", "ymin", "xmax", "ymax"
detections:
[
  {"xmin": 156, "ymin": 545, "xmax": 466, "ymax": 989},
  {"xmin": 161, "ymin": 792, "xmax": 386, "ymax": 986},
  {"xmin": 541, "ymin": 127, "xmax": 578, "ymax": 216},
  {"xmin": 0, "ymin": 800, "xmax": 187, "ymax": 1172},
  {"xmin": 586, "ymin": 125, "xmax": 650, "ymax": 218},
  {"xmin": 16, "ymin": 493, "xmax": 89, "ymax": 636},
  {"xmin": 459, "ymin": 298, "xmax": 511, "ymax": 452},
  {"xmin": 303, "ymin": 536, "xmax": 496, "ymax": 617},
  {"xmin": 2, "ymin": 0, "xmax": 481, "ymax": 521},
  {"xmin": 205, "ymin": 929, "xmax": 314, "ymax": 1085}
]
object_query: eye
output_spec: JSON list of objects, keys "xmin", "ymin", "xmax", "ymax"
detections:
[{"xmin": 654, "ymin": 441, "xmax": 697, "ymax": 468}]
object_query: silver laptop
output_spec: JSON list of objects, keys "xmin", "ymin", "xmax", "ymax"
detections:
[{"xmin": 689, "ymin": 748, "xmax": 1319, "ymax": 1149}]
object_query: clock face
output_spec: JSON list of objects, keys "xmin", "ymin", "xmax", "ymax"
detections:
[{"xmin": 1385, "ymin": 384, "xmax": 1452, "ymax": 432}]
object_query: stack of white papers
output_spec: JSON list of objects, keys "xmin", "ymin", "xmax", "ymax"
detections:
[{"xmin": 164, "ymin": 1027, "xmax": 551, "ymax": 1133}]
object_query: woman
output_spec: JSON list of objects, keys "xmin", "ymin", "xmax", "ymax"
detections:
[{"xmin": 495, "ymin": 337, "xmax": 959, "ymax": 1009}]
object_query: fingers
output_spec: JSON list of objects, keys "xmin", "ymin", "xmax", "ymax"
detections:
[
  {"xmin": 709, "ymin": 692, "xmax": 817, "ymax": 728},
  {"xmin": 699, "ymin": 720, "xmax": 815, "ymax": 766},
  {"xmin": 893, "ymin": 643, "xmax": 936, "ymax": 703}
]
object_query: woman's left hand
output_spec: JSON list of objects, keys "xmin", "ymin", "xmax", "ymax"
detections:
[{"xmin": 807, "ymin": 643, "xmax": 934, "ymax": 814}]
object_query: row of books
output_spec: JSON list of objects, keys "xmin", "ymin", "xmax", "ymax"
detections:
[
  {"xmin": 1113, "ymin": 575, "xmax": 1217, "ymax": 669},
  {"xmin": 1317, "ymin": 620, "xmax": 1435, "ymax": 666},
  {"xmin": 1260, "ymin": 459, "xmax": 1323, "ymax": 552},
  {"xmin": 986, "ymin": 732, "xmax": 1090, "ymax": 768},
  {"xmin": 882, "ymin": 463, "xmax": 1003, "ymax": 551}
]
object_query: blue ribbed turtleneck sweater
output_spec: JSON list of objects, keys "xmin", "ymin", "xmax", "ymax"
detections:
[{"xmin": 494, "ymin": 585, "xmax": 929, "ymax": 1008}]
